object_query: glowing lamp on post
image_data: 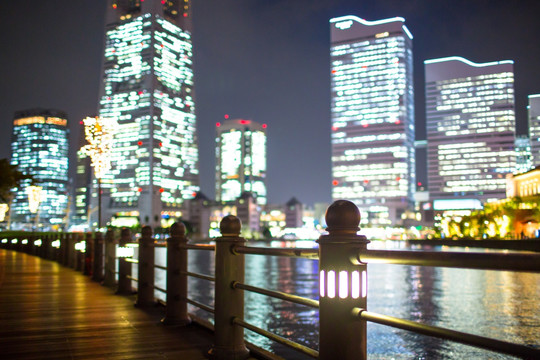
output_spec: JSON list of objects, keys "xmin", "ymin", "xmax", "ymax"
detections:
[
  {"xmin": 317, "ymin": 200, "xmax": 370, "ymax": 360},
  {"xmin": 80, "ymin": 116, "xmax": 117, "ymax": 229},
  {"xmin": 0, "ymin": 203, "xmax": 9, "ymax": 222}
]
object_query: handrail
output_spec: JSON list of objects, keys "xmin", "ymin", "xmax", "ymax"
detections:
[
  {"xmin": 182, "ymin": 270, "xmax": 215, "ymax": 282},
  {"xmin": 187, "ymin": 298, "xmax": 215, "ymax": 314},
  {"xmin": 232, "ymin": 281, "xmax": 319, "ymax": 309},
  {"xmin": 182, "ymin": 243, "xmax": 215, "ymax": 251},
  {"xmin": 232, "ymin": 317, "xmax": 319, "ymax": 359},
  {"xmin": 233, "ymin": 245, "xmax": 319, "ymax": 259},
  {"xmin": 354, "ymin": 308, "xmax": 540, "ymax": 359},
  {"xmin": 358, "ymin": 249, "xmax": 540, "ymax": 272}
]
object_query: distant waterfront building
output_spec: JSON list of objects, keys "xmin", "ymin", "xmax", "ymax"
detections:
[
  {"xmin": 97, "ymin": 0, "xmax": 199, "ymax": 228},
  {"xmin": 425, "ymin": 57, "xmax": 516, "ymax": 206},
  {"xmin": 284, "ymin": 197, "xmax": 303, "ymax": 228},
  {"xmin": 215, "ymin": 119, "xmax": 267, "ymax": 205},
  {"xmin": 529, "ymin": 94, "xmax": 540, "ymax": 166},
  {"xmin": 10, "ymin": 109, "xmax": 69, "ymax": 229},
  {"xmin": 330, "ymin": 15, "xmax": 415, "ymax": 226},
  {"xmin": 515, "ymin": 135, "xmax": 533, "ymax": 174}
]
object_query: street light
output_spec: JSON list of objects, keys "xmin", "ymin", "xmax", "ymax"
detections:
[
  {"xmin": 80, "ymin": 116, "xmax": 116, "ymax": 229},
  {"xmin": 26, "ymin": 185, "xmax": 42, "ymax": 229}
]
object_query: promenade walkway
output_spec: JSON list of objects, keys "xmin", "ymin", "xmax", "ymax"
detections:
[{"xmin": 0, "ymin": 249, "xmax": 215, "ymax": 360}]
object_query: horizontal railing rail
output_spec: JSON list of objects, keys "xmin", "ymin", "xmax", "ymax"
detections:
[
  {"xmin": 359, "ymin": 249, "xmax": 540, "ymax": 272},
  {"xmin": 354, "ymin": 308, "xmax": 540, "ymax": 359},
  {"xmin": 232, "ymin": 317, "xmax": 319, "ymax": 359},
  {"xmin": 233, "ymin": 245, "xmax": 319, "ymax": 259}
]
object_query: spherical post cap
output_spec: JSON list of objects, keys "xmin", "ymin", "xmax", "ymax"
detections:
[
  {"xmin": 325, "ymin": 200, "xmax": 361, "ymax": 233},
  {"xmin": 220, "ymin": 215, "xmax": 241, "ymax": 236},
  {"xmin": 141, "ymin": 225, "xmax": 153, "ymax": 237},
  {"xmin": 170, "ymin": 222, "xmax": 186, "ymax": 237}
]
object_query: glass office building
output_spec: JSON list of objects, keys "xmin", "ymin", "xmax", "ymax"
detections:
[
  {"xmin": 330, "ymin": 15, "xmax": 415, "ymax": 226},
  {"xmin": 10, "ymin": 109, "xmax": 69, "ymax": 229},
  {"xmin": 425, "ymin": 57, "xmax": 516, "ymax": 206},
  {"xmin": 529, "ymin": 94, "xmax": 540, "ymax": 167},
  {"xmin": 215, "ymin": 119, "xmax": 267, "ymax": 205},
  {"xmin": 97, "ymin": 0, "xmax": 199, "ymax": 227}
]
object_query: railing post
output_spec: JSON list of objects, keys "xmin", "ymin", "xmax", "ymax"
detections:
[
  {"xmin": 84, "ymin": 232, "xmax": 93, "ymax": 275},
  {"xmin": 162, "ymin": 222, "xmax": 191, "ymax": 325},
  {"xmin": 103, "ymin": 229, "xmax": 117, "ymax": 287},
  {"xmin": 75, "ymin": 233, "xmax": 85, "ymax": 272},
  {"xmin": 208, "ymin": 215, "xmax": 249, "ymax": 360},
  {"xmin": 317, "ymin": 200, "xmax": 370, "ymax": 360},
  {"xmin": 67, "ymin": 233, "xmax": 77, "ymax": 269},
  {"xmin": 136, "ymin": 225, "xmax": 155, "ymax": 307},
  {"xmin": 116, "ymin": 228, "xmax": 133, "ymax": 294},
  {"xmin": 92, "ymin": 231, "xmax": 104, "ymax": 282}
]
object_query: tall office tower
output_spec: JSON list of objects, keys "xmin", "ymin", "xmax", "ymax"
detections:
[
  {"xmin": 10, "ymin": 109, "xmax": 69, "ymax": 229},
  {"xmin": 215, "ymin": 119, "xmax": 267, "ymax": 205},
  {"xmin": 98, "ymin": 0, "xmax": 199, "ymax": 227},
  {"xmin": 330, "ymin": 15, "xmax": 415, "ymax": 226},
  {"xmin": 529, "ymin": 94, "xmax": 540, "ymax": 167},
  {"xmin": 515, "ymin": 135, "xmax": 532, "ymax": 174},
  {"xmin": 425, "ymin": 57, "xmax": 516, "ymax": 206}
]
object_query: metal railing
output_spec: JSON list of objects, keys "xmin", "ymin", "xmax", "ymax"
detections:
[{"xmin": 1, "ymin": 199, "xmax": 539, "ymax": 360}]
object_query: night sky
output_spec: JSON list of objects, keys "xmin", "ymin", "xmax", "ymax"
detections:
[{"xmin": 1, "ymin": 0, "xmax": 539, "ymax": 206}]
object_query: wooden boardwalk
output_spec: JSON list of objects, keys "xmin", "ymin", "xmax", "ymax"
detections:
[{"xmin": 0, "ymin": 249, "xmax": 215, "ymax": 360}]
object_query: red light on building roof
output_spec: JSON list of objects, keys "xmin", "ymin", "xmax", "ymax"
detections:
[
  {"xmin": 363, "ymin": 180, "xmax": 369, "ymax": 184},
  {"xmin": 138, "ymin": 141, "xmax": 143, "ymax": 146},
  {"xmin": 331, "ymin": 70, "xmax": 337, "ymax": 74},
  {"xmin": 183, "ymin": 13, "xmax": 188, "ymax": 17},
  {"xmin": 332, "ymin": 126, "xmax": 338, "ymax": 131},
  {"xmin": 239, "ymin": 120, "xmax": 251, "ymax": 124},
  {"xmin": 362, "ymin": 124, "xmax": 368, "ymax": 128},
  {"xmin": 138, "ymin": 188, "xmax": 142, "ymax": 192},
  {"xmin": 216, "ymin": 122, "xmax": 221, "ymax": 127},
  {"xmin": 138, "ymin": 91, "xmax": 143, "ymax": 95},
  {"xmin": 395, "ymin": 120, "xmax": 400, "ymax": 124},
  {"xmin": 332, "ymin": 180, "xmax": 339, "ymax": 186},
  {"xmin": 112, "ymin": 4, "xmax": 117, "ymax": 8},
  {"xmin": 192, "ymin": 192, "xmax": 197, "ymax": 197},
  {"xmin": 224, "ymin": 114, "xmax": 229, "ymax": 119},
  {"xmin": 161, "ymin": 0, "xmax": 165, "ymax": 4},
  {"xmin": 159, "ymin": 188, "xmax": 164, "ymax": 193},
  {"xmin": 396, "ymin": 177, "xmax": 401, "ymax": 181},
  {"xmin": 159, "ymin": 142, "xmax": 163, "ymax": 147},
  {"xmin": 262, "ymin": 124, "xmax": 267, "ymax": 129},
  {"xmin": 418, "ymin": 182, "xmax": 422, "ymax": 186}
]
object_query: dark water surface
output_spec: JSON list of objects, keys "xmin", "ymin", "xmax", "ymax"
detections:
[{"xmin": 150, "ymin": 242, "xmax": 539, "ymax": 359}]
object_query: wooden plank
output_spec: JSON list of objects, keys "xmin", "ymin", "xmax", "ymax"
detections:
[{"xmin": 0, "ymin": 249, "xmax": 214, "ymax": 360}]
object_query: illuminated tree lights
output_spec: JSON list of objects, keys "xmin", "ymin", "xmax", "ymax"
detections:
[
  {"xmin": 0, "ymin": 204, "xmax": 8, "ymax": 222},
  {"xmin": 26, "ymin": 186, "xmax": 42, "ymax": 214},
  {"xmin": 80, "ymin": 116, "xmax": 117, "ymax": 179}
]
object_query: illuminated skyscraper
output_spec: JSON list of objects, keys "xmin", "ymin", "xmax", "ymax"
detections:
[
  {"xmin": 425, "ymin": 57, "xmax": 516, "ymax": 206},
  {"xmin": 529, "ymin": 94, "xmax": 540, "ymax": 167},
  {"xmin": 98, "ymin": 0, "xmax": 198, "ymax": 227},
  {"xmin": 515, "ymin": 135, "xmax": 532, "ymax": 174},
  {"xmin": 215, "ymin": 119, "xmax": 267, "ymax": 205},
  {"xmin": 330, "ymin": 15, "xmax": 415, "ymax": 226},
  {"xmin": 10, "ymin": 109, "xmax": 69, "ymax": 229}
]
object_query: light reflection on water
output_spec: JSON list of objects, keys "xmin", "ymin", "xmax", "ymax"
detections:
[{"xmin": 153, "ymin": 242, "xmax": 539, "ymax": 359}]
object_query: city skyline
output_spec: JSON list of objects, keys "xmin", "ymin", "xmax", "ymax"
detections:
[{"xmin": 1, "ymin": 0, "xmax": 540, "ymax": 206}]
